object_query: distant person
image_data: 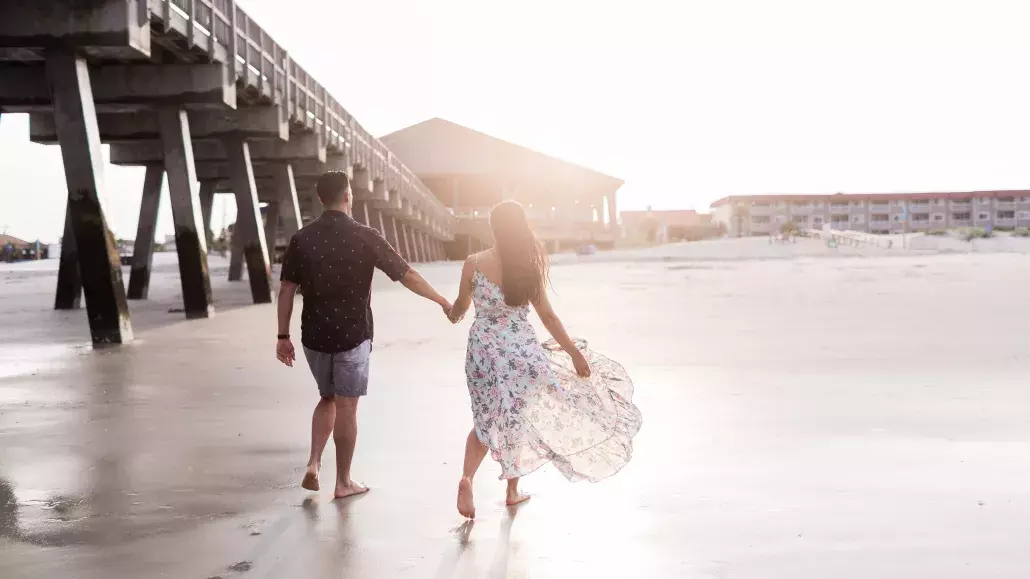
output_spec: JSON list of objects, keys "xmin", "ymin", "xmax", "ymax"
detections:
[
  {"xmin": 275, "ymin": 171, "xmax": 452, "ymax": 499},
  {"xmin": 445, "ymin": 201, "xmax": 642, "ymax": 519}
]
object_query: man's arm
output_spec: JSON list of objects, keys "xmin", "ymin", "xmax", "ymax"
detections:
[
  {"xmin": 276, "ymin": 280, "xmax": 299, "ymax": 367},
  {"xmin": 401, "ymin": 268, "xmax": 451, "ymax": 313},
  {"xmin": 276, "ymin": 236, "xmax": 303, "ymax": 367},
  {"xmin": 369, "ymin": 229, "xmax": 451, "ymax": 314},
  {"xmin": 277, "ymin": 280, "xmax": 299, "ymax": 335},
  {"xmin": 447, "ymin": 256, "xmax": 476, "ymax": 323}
]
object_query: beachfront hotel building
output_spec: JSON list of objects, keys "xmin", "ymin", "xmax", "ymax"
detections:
[
  {"xmin": 710, "ymin": 191, "xmax": 1030, "ymax": 237},
  {"xmin": 381, "ymin": 118, "xmax": 623, "ymax": 258}
]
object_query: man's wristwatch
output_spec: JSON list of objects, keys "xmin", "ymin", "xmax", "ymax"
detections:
[{"xmin": 277, "ymin": 334, "xmax": 290, "ymax": 340}]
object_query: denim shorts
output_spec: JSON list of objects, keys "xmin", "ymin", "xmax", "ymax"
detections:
[{"xmin": 303, "ymin": 340, "xmax": 371, "ymax": 398}]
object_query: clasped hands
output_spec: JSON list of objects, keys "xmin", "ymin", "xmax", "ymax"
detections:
[{"xmin": 440, "ymin": 300, "xmax": 464, "ymax": 324}]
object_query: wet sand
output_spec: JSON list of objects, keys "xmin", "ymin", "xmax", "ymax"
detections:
[{"xmin": 2, "ymin": 239, "xmax": 1030, "ymax": 578}]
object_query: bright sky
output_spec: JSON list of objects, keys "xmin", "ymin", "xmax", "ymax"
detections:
[{"xmin": 3, "ymin": 0, "xmax": 1030, "ymax": 243}]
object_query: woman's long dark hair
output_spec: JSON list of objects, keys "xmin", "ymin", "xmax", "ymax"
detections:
[{"xmin": 490, "ymin": 200, "xmax": 549, "ymax": 307}]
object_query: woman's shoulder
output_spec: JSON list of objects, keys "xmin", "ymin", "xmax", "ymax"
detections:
[{"xmin": 466, "ymin": 250, "xmax": 495, "ymax": 266}]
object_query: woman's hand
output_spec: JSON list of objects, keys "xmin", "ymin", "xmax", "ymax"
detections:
[{"xmin": 571, "ymin": 350, "xmax": 591, "ymax": 378}]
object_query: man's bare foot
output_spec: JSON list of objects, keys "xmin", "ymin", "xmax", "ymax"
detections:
[
  {"xmin": 301, "ymin": 467, "xmax": 319, "ymax": 491},
  {"xmin": 457, "ymin": 477, "xmax": 476, "ymax": 519},
  {"xmin": 333, "ymin": 480, "xmax": 369, "ymax": 499},
  {"xmin": 505, "ymin": 490, "xmax": 531, "ymax": 507}
]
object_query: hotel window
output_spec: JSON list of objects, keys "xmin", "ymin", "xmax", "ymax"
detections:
[
  {"xmin": 952, "ymin": 212, "xmax": 971, "ymax": 221},
  {"xmin": 751, "ymin": 215, "xmax": 771, "ymax": 224},
  {"xmin": 978, "ymin": 212, "xmax": 990, "ymax": 220},
  {"xmin": 999, "ymin": 197, "xmax": 1015, "ymax": 203},
  {"xmin": 871, "ymin": 213, "xmax": 890, "ymax": 222},
  {"xmin": 911, "ymin": 213, "xmax": 930, "ymax": 223},
  {"xmin": 997, "ymin": 210, "xmax": 1016, "ymax": 219},
  {"xmin": 792, "ymin": 215, "xmax": 808, "ymax": 223},
  {"xmin": 1019, "ymin": 211, "xmax": 1030, "ymax": 220},
  {"xmin": 933, "ymin": 214, "xmax": 945, "ymax": 221}
]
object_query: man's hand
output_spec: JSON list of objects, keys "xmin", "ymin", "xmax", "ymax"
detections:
[
  {"xmin": 440, "ymin": 300, "xmax": 453, "ymax": 321},
  {"xmin": 276, "ymin": 338, "xmax": 296, "ymax": 367}
]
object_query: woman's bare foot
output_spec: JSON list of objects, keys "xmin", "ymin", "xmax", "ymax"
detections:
[
  {"xmin": 301, "ymin": 466, "xmax": 319, "ymax": 491},
  {"xmin": 457, "ymin": 477, "xmax": 476, "ymax": 519},
  {"xmin": 505, "ymin": 478, "xmax": 530, "ymax": 507},
  {"xmin": 333, "ymin": 480, "xmax": 369, "ymax": 499},
  {"xmin": 505, "ymin": 491, "xmax": 531, "ymax": 506}
]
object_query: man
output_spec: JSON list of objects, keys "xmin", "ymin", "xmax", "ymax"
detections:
[{"xmin": 275, "ymin": 171, "xmax": 451, "ymax": 499}]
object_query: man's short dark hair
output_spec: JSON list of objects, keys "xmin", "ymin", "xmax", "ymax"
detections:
[{"xmin": 316, "ymin": 171, "xmax": 351, "ymax": 206}]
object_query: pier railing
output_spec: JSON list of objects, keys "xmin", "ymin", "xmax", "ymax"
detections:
[{"xmin": 150, "ymin": 0, "xmax": 451, "ymax": 225}]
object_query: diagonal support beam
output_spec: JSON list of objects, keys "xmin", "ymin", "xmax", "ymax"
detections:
[
  {"xmin": 127, "ymin": 165, "xmax": 163, "ymax": 300},
  {"xmin": 199, "ymin": 181, "xmax": 215, "ymax": 246},
  {"xmin": 276, "ymin": 164, "xmax": 302, "ymax": 239},
  {"xmin": 45, "ymin": 50, "xmax": 132, "ymax": 344},
  {"xmin": 54, "ymin": 205, "xmax": 82, "ymax": 310},
  {"xmin": 262, "ymin": 201, "xmax": 281, "ymax": 264},
  {"xmin": 224, "ymin": 134, "xmax": 272, "ymax": 303},
  {"xmin": 159, "ymin": 108, "xmax": 213, "ymax": 318},
  {"xmin": 383, "ymin": 215, "xmax": 403, "ymax": 257}
]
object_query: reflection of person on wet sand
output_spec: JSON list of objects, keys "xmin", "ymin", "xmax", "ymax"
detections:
[
  {"xmin": 446, "ymin": 201, "xmax": 643, "ymax": 519},
  {"xmin": 276, "ymin": 171, "xmax": 452, "ymax": 499},
  {"xmin": 0, "ymin": 477, "xmax": 17, "ymax": 539}
]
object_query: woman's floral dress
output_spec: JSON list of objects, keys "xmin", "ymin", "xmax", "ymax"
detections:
[{"xmin": 465, "ymin": 265, "xmax": 642, "ymax": 481}]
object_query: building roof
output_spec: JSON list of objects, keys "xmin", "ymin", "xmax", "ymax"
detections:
[
  {"xmin": 709, "ymin": 190, "xmax": 1030, "ymax": 207},
  {"xmin": 0, "ymin": 234, "xmax": 31, "ymax": 247},
  {"xmin": 380, "ymin": 118, "xmax": 623, "ymax": 193}
]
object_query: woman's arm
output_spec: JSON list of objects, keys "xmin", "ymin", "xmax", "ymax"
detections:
[
  {"xmin": 531, "ymin": 290, "xmax": 591, "ymax": 377},
  {"xmin": 447, "ymin": 256, "xmax": 476, "ymax": 323}
]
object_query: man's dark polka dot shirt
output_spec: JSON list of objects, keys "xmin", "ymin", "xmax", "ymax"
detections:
[{"xmin": 281, "ymin": 210, "xmax": 410, "ymax": 353}]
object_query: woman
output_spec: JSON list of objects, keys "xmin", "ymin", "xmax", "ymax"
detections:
[{"xmin": 447, "ymin": 201, "xmax": 642, "ymax": 519}]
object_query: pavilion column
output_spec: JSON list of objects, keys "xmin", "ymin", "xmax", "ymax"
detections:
[
  {"xmin": 54, "ymin": 205, "xmax": 82, "ymax": 310},
  {"xmin": 224, "ymin": 134, "xmax": 272, "ymax": 303},
  {"xmin": 607, "ymin": 192, "xmax": 618, "ymax": 232},
  {"xmin": 159, "ymin": 108, "xmax": 213, "ymax": 318},
  {"xmin": 45, "ymin": 49, "xmax": 132, "ymax": 344},
  {"xmin": 126, "ymin": 165, "xmax": 164, "ymax": 300}
]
